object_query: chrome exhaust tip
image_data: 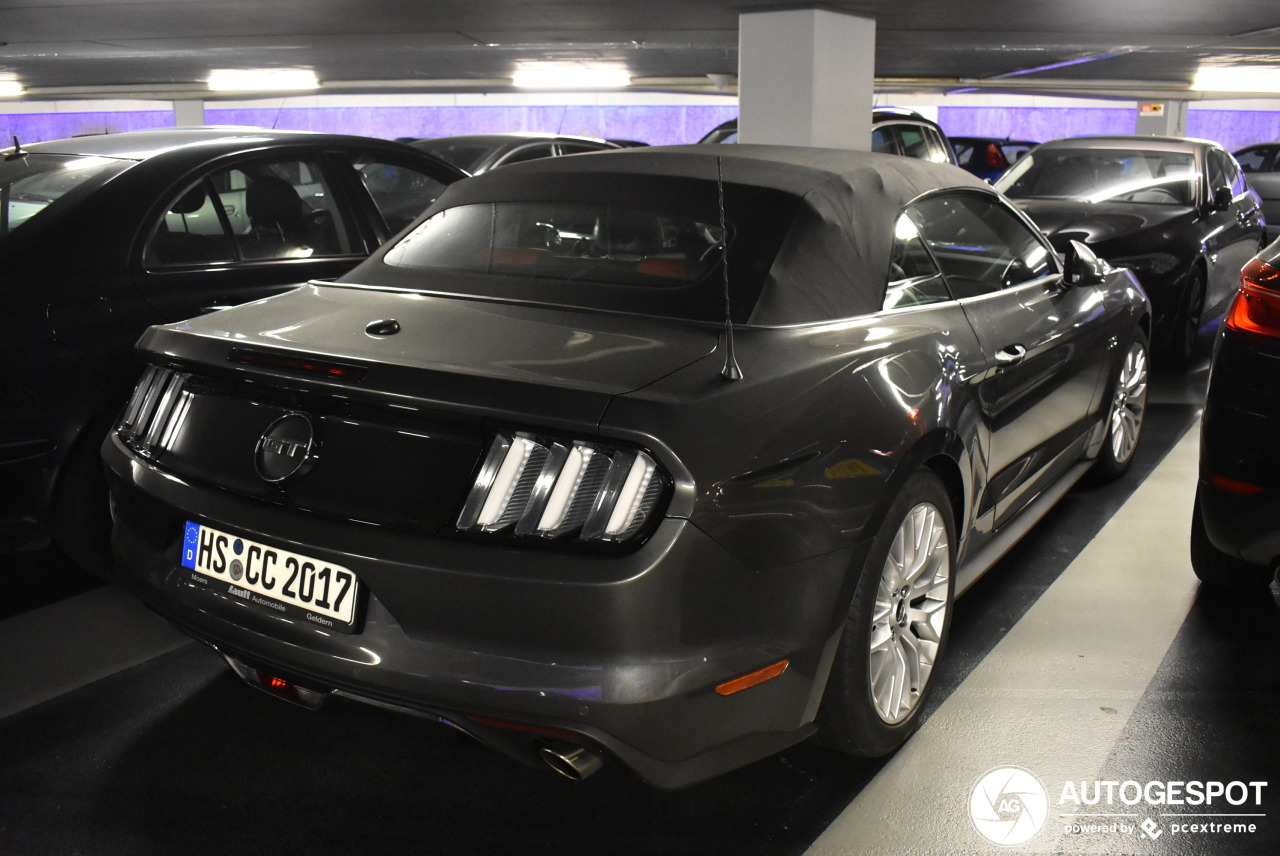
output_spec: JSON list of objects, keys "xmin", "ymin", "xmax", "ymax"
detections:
[{"xmin": 539, "ymin": 743, "xmax": 604, "ymax": 781}]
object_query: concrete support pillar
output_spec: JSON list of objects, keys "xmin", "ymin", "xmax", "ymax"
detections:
[
  {"xmin": 738, "ymin": 8, "xmax": 875, "ymax": 149},
  {"xmin": 173, "ymin": 99, "xmax": 205, "ymax": 127},
  {"xmin": 1135, "ymin": 101, "xmax": 1187, "ymax": 137}
]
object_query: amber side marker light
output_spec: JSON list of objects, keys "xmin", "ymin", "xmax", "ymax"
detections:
[
  {"xmin": 1226, "ymin": 258, "xmax": 1280, "ymax": 338},
  {"xmin": 715, "ymin": 660, "xmax": 790, "ymax": 696}
]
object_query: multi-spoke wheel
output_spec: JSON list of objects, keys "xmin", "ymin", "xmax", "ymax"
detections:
[
  {"xmin": 867, "ymin": 500, "xmax": 950, "ymax": 724},
  {"xmin": 818, "ymin": 469, "xmax": 955, "ymax": 756},
  {"xmin": 1091, "ymin": 331, "xmax": 1148, "ymax": 482}
]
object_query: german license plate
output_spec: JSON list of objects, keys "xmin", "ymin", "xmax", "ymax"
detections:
[{"xmin": 180, "ymin": 521, "xmax": 359, "ymax": 632}]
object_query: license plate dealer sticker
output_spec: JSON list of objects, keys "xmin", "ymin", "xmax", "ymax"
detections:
[{"xmin": 181, "ymin": 521, "xmax": 359, "ymax": 632}]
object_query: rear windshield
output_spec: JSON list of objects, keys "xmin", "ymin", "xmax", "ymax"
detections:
[
  {"xmin": 1, "ymin": 153, "xmax": 131, "ymax": 237},
  {"xmin": 374, "ymin": 177, "xmax": 802, "ymax": 323},
  {"xmin": 997, "ymin": 148, "xmax": 1198, "ymax": 206}
]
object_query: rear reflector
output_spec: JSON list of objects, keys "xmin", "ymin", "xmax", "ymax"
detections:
[
  {"xmin": 469, "ymin": 716, "xmax": 579, "ymax": 739},
  {"xmin": 715, "ymin": 660, "xmax": 790, "ymax": 696},
  {"xmin": 1209, "ymin": 475, "xmax": 1265, "ymax": 495}
]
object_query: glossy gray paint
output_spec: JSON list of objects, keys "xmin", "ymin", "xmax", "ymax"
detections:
[{"xmin": 103, "ymin": 147, "xmax": 1149, "ymax": 786}]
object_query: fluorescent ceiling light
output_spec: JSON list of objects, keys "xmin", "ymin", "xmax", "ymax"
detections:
[
  {"xmin": 0, "ymin": 80, "xmax": 23, "ymax": 97},
  {"xmin": 1192, "ymin": 65, "xmax": 1280, "ymax": 93},
  {"xmin": 207, "ymin": 68, "xmax": 319, "ymax": 92},
  {"xmin": 512, "ymin": 65, "xmax": 631, "ymax": 89}
]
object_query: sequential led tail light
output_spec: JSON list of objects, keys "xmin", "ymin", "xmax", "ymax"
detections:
[
  {"xmin": 457, "ymin": 432, "xmax": 667, "ymax": 544},
  {"xmin": 1225, "ymin": 257, "xmax": 1280, "ymax": 338}
]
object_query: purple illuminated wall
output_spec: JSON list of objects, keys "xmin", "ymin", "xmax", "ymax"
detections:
[
  {"xmin": 938, "ymin": 106, "xmax": 1280, "ymax": 152},
  {"xmin": 1, "ymin": 105, "xmax": 739, "ymax": 146},
  {"xmin": 4, "ymin": 103, "xmax": 1278, "ymax": 153}
]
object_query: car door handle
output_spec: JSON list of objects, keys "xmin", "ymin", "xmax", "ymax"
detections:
[{"xmin": 996, "ymin": 344, "xmax": 1027, "ymax": 365}]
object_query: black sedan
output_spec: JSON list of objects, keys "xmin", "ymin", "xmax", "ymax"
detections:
[
  {"xmin": 1191, "ymin": 237, "xmax": 1280, "ymax": 591},
  {"xmin": 1, "ymin": 128, "xmax": 464, "ymax": 571},
  {"xmin": 996, "ymin": 135, "xmax": 1265, "ymax": 364},
  {"xmin": 103, "ymin": 146, "xmax": 1150, "ymax": 787}
]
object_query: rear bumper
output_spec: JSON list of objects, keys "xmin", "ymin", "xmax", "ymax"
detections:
[
  {"xmin": 1195, "ymin": 479, "xmax": 1280, "ymax": 569},
  {"xmin": 103, "ymin": 432, "xmax": 858, "ymax": 788},
  {"xmin": 1198, "ymin": 330, "xmax": 1280, "ymax": 568}
]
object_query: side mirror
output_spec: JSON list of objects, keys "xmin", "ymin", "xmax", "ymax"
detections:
[
  {"xmin": 1211, "ymin": 186, "xmax": 1234, "ymax": 211},
  {"xmin": 1064, "ymin": 239, "xmax": 1107, "ymax": 286}
]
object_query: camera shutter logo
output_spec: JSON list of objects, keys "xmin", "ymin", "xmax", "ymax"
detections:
[
  {"xmin": 970, "ymin": 766, "xmax": 1050, "ymax": 845},
  {"xmin": 255, "ymin": 413, "xmax": 316, "ymax": 483}
]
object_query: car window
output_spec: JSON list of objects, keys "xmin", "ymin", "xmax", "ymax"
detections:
[
  {"xmin": 884, "ymin": 212, "xmax": 951, "ymax": 310},
  {"xmin": 871, "ymin": 128, "xmax": 895, "ymax": 155},
  {"xmin": 922, "ymin": 128, "xmax": 955, "ymax": 164},
  {"xmin": 998, "ymin": 148, "xmax": 1198, "ymax": 206},
  {"xmin": 1235, "ymin": 147, "xmax": 1268, "ymax": 173},
  {"xmin": 1213, "ymin": 149, "xmax": 1248, "ymax": 197},
  {"xmin": 906, "ymin": 192, "xmax": 1055, "ymax": 299},
  {"xmin": 145, "ymin": 178, "xmax": 237, "ymax": 265},
  {"xmin": 898, "ymin": 127, "xmax": 932, "ymax": 160},
  {"xmin": 384, "ymin": 201, "xmax": 723, "ymax": 287},
  {"xmin": 376, "ymin": 178, "xmax": 802, "ymax": 324},
  {"xmin": 146, "ymin": 157, "xmax": 355, "ymax": 267},
  {"xmin": 350, "ymin": 157, "xmax": 450, "ymax": 237},
  {"xmin": 1, "ymin": 153, "xmax": 130, "ymax": 238}
]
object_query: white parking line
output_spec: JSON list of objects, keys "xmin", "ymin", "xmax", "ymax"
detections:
[
  {"xmin": 0, "ymin": 584, "xmax": 191, "ymax": 720},
  {"xmin": 806, "ymin": 423, "xmax": 1203, "ymax": 855}
]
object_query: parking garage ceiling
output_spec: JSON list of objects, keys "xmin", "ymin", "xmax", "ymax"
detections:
[{"xmin": 2, "ymin": 1, "xmax": 1280, "ymax": 101}]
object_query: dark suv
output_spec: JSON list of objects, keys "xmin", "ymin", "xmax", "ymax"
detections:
[{"xmin": 698, "ymin": 109, "xmax": 959, "ymax": 166}]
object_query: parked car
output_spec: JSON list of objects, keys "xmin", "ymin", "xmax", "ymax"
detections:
[
  {"xmin": 1191, "ymin": 237, "xmax": 1280, "ymax": 591},
  {"xmin": 401, "ymin": 133, "xmax": 620, "ymax": 174},
  {"xmin": 996, "ymin": 135, "xmax": 1265, "ymax": 365},
  {"xmin": 0, "ymin": 128, "xmax": 465, "ymax": 572},
  {"xmin": 698, "ymin": 109, "xmax": 960, "ymax": 166},
  {"xmin": 103, "ymin": 145, "xmax": 1149, "ymax": 787},
  {"xmin": 1232, "ymin": 142, "xmax": 1280, "ymax": 242},
  {"xmin": 950, "ymin": 136, "xmax": 1038, "ymax": 181}
]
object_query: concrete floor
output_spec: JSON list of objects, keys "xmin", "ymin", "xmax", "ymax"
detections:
[{"xmin": 2, "ymin": 354, "xmax": 1277, "ymax": 856}]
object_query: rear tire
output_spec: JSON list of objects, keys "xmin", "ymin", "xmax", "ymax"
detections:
[
  {"xmin": 817, "ymin": 469, "xmax": 955, "ymax": 757},
  {"xmin": 1190, "ymin": 489, "xmax": 1274, "ymax": 592}
]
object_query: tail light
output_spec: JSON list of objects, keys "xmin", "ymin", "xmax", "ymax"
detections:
[
  {"xmin": 985, "ymin": 143, "xmax": 1007, "ymax": 169},
  {"xmin": 117, "ymin": 365, "xmax": 192, "ymax": 459},
  {"xmin": 457, "ymin": 432, "xmax": 668, "ymax": 545},
  {"xmin": 1225, "ymin": 257, "xmax": 1280, "ymax": 338}
]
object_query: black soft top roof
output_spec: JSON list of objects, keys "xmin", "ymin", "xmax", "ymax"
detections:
[{"xmin": 368, "ymin": 145, "xmax": 994, "ymax": 326}]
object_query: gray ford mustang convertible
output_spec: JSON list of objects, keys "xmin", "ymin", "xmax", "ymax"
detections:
[{"xmin": 103, "ymin": 146, "xmax": 1150, "ymax": 787}]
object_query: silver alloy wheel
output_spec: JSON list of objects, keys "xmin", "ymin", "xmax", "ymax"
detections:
[
  {"xmin": 868, "ymin": 501, "xmax": 951, "ymax": 725},
  {"xmin": 1108, "ymin": 340, "xmax": 1148, "ymax": 465}
]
